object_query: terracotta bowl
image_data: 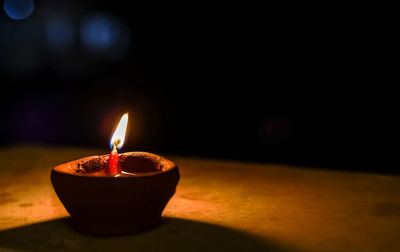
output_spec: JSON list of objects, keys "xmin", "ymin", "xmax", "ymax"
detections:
[{"xmin": 50, "ymin": 152, "xmax": 180, "ymax": 235}]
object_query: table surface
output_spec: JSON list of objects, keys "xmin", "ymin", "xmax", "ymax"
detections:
[{"xmin": 0, "ymin": 146, "xmax": 399, "ymax": 252}]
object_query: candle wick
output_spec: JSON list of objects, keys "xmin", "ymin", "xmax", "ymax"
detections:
[
  {"xmin": 108, "ymin": 142, "xmax": 120, "ymax": 176},
  {"xmin": 112, "ymin": 139, "xmax": 121, "ymax": 151}
]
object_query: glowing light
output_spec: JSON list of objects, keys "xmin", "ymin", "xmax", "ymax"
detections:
[
  {"xmin": 81, "ymin": 14, "xmax": 120, "ymax": 50},
  {"xmin": 3, "ymin": 0, "xmax": 34, "ymax": 20},
  {"xmin": 110, "ymin": 113, "xmax": 128, "ymax": 150}
]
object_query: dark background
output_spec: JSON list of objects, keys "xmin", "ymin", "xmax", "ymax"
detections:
[{"xmin": 0, "ymin": 1, "xmax": 397, "ymax": 173}]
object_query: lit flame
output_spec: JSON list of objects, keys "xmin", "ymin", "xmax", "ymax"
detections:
[{"xmin": 110, "ymin": 113, "xmax": 128, "ymax": 150}]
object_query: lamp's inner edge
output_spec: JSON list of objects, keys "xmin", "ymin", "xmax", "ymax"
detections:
[{"xmin": 53, "ymin": 152, "xmax": 175, "ymax": 177}]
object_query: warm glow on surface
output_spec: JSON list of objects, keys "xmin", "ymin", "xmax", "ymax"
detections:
[{"xmin": 110, "ymin": 113, "xmax": 128, "ymax": 150}]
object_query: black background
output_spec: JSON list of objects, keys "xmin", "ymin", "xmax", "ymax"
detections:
[{"xmin": 0, "ymin": 1, "xmax": 397, "ymax": 173}]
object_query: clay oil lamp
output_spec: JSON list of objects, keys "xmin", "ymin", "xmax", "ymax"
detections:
[{"xmin": 51, "ymin": 113, "xmax": 180, "ymax": 235}]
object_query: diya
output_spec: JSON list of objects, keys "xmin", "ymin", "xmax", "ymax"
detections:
[{"xmin": 50, "ymin": 113, "xmax": 180, "ymax": 235}]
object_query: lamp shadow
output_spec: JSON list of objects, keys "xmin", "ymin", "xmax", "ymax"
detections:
[{"xmin": 0, "ymin": 217, "xmax": 299, "ymax": 252}]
